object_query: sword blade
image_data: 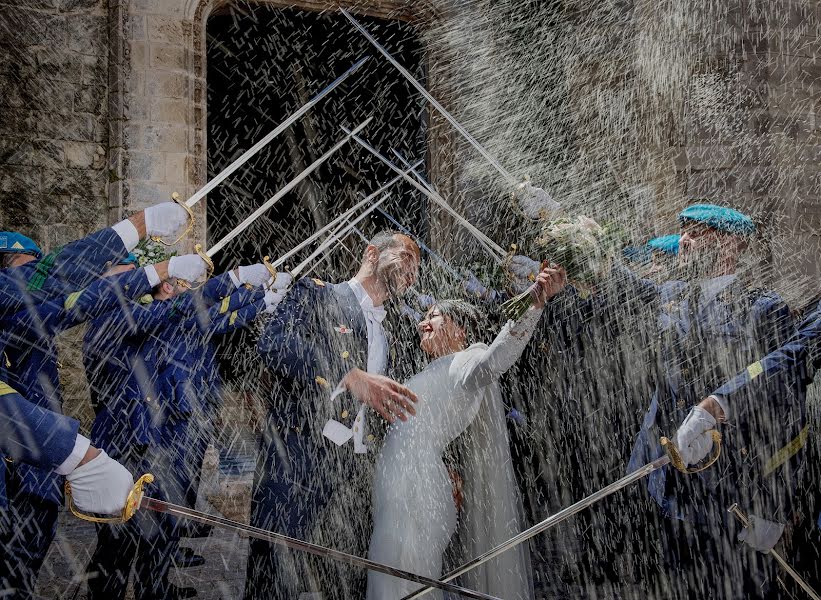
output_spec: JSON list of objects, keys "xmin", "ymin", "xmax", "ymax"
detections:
[
  {"xmin": 139, "ymin": 496, "xmax": 501, "ymax": 600},
  {"xmin": 185, "ymin": 56, "xmax": 369, "ymax": 208},
  {"xmin": 402, "ymin": 456, "xmax": 671, "ymax": 600},
  {"xmin": 342, "ymin": 128, "xmax": 506, "ymax": 263},
  {"xmin": 271, "ymin": 160, "xmax": 423, "ymax": 271},
  {"xmin": 340, "ymin": 8, "xmax": 517, "ymax": 186},
  {"xmin": 206, "ymin": 116, "xmax": 373, "ymax": 259},
  {"xmin": 290, "ymin": 191, "xmax": 391, "ymax": 277}
]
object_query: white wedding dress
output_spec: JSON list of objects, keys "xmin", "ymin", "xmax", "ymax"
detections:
[{"xmin": 366, "ymin": 308, "xmax": 541, "ymax": 600}]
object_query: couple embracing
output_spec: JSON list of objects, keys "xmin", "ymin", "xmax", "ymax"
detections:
[{"xmin": 245, "ymin": 229, "xmax": 565, "ymax": 600}]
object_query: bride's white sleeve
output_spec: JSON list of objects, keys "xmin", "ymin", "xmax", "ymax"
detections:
[{"xmin": 454, "ymin": 306, "xmax": 544, "ymax": 392}]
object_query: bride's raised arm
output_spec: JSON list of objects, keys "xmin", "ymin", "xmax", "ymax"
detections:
[
  {"xmin": 454, "ymin": 265, "xmax": 566, "ymax": 392},
  {"xmin": 455, "ymin": 305, "xmax": 546, "ymax": 391}
]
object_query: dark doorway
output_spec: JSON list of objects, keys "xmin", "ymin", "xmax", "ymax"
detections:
[{"xmin": 206, "ymin": 3, "xmax": 427, "ymax": 384}]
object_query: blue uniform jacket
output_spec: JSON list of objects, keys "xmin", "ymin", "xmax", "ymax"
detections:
[
  {"xmin": 0, "ymin": 268, "xmax": 155, "ymax": 503},
  {"xmin": 83, "ymin": 274, "xmax": 249, "ymax": 457},
  {"xmin": 256, "ymin": 278, "xmax": 371, "ymax": 436},
  {"xmin": 0, "ymin": 226, "xmax": 128, "ymax": 318},
  {"xmin": 625, "ymin": 272, "xmax": 794, "ymax": 525},
  {"xmin": 0, "ymin": 382, "xmax": 80, "ymax": 507}
]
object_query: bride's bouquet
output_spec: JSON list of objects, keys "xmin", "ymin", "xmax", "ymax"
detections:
[{"xmin": 501, "ymin": 215, "xmax": 625, "ymax": 320}]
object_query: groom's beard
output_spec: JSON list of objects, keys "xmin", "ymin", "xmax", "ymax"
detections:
[{"xmin": 376, "ymin": 261, "xmax": 410, "ymax": 299}]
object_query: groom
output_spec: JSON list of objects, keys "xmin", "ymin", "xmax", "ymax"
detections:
[{"xmin": 245, "ymin": 230, "xmax": 421, "ymax": 599}]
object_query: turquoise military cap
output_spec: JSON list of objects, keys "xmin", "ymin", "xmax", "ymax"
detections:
[
  {"xmin": 678, "ymin": 203, "xmax": 755, "ymax": 236},
  {"xmin": 0, "ymin": 232, "xmax": 42, "ymax": 259},
  {"xmin": 646, "ymin": 234, "xmax": 680, "ymax": 255}
]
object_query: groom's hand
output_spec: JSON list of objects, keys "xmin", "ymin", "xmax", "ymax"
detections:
[{"xmin": 342, "ymin": 368, "xmax": 418, "ymax": 424}]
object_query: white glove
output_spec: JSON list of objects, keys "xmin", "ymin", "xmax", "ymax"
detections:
[
  {"xmin": 168, "ymin": 254, "xmax": 209, "ymax": 283},
  {"xmin": 66, "ymin": 450, "xmax": 134, "ymax": 515},
  {"xmin": 237, "ymin": 264, "xmax": 271, "ymax": 288},
  {"xmin": 516, "ymin": 183, "xmax": 563, "ymax": 221},
  {"xmin": 674, "ymin": 406, "xmax": 717, "ymax": 467},
  {"xmin": 463, "ymin": 272, "xmax": 490, "ymax": 297},
  {"xmin": 738, "ymin": 514, "xmax": 785, "ymax": 553},
  {"xmin": 263, "ymin": 288, "xmax": 286, "ymax": 314},
  {"xmin": 144, "ymin": 202, "xmax": 189, "ymax": 238},
  {"xmin": 268, "ymin": 272, "xmax": 293, "ymax": 291}
]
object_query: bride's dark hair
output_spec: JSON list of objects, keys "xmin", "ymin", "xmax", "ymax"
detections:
[{"xmin": 433, "ymin": 300, "xmax": 488, "ymax": 346}]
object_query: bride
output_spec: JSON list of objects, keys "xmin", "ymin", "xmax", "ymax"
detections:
[{"xmin": 366, "ymin": 265, "xmax": 566, "ymax": 600}]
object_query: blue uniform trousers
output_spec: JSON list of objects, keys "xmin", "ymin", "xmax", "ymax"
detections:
[
  {"xmin": 86, "ymin": 422, "xmax": 193, "ymax": 600},
  {"xmin": 0, "ymin": 467, "xmax": 59, "ymax": 600},
  {"xmin": 244, "ymin": 417, "xmax": 338, "ymax": 600}
]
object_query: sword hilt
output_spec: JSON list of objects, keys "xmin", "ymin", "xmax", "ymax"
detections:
[
  {"xmin": 177, "ymin": 243, "xmax": 214, "ymax": 291},
  {"xmin": 151, "ymin": 192, "xmax": 195, "ymax": 246},
  {"xmin": 660, "ymin": 429, "xmax": 722, "ymax": 474},
  {"xmin": 65, "ymin": 473, "xmax": 154, "ymax": 524}
]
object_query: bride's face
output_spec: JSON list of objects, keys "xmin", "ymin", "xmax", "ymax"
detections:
[{"xmin": 418, "ymin": 307, "xmax": 466, "ymax": 358}]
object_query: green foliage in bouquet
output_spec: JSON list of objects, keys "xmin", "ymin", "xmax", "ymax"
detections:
[{"xmin": 132, "ymin": 238, "xmax": 177, "ymax": 267}]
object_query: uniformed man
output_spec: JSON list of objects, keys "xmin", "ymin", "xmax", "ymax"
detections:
[
  {"xmin": 246, "ymin": 230, "xmax": 421, "ymax": 600},
  {"xmin": 624, "ymin": 204, "xmax": 795, "ymax": 599},
  {"xmin": 0, "ymin": 237, "xmax": 206, "ymax": 598},
  {"xmin": 0, "ymin": 200, "xmax": 190, "ymax": 317},
  {"xmin": 0, "ymin": 382, "xmax": 133, "ymax": 516},
  {"xmin": 82, "ymin": 262, "xmax": 277, "ymax": 600},
  {"xmin": 674, "ymin": 298, "xmax": 820, "ymax": 595}
]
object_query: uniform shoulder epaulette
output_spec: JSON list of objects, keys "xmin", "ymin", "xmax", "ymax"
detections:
[
  {"xmin": 139, "ymin": 294, "xmax": 154, "ymax": 305},
  {"xmin": 310, "ymin": 277, "xmax": 325, "ymax": 287}
]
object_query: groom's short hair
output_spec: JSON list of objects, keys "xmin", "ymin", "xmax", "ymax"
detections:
[{"xmin": 363, "ymin": 230, "xmax": 419, "ymax": 260}]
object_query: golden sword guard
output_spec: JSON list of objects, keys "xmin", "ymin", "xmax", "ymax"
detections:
[
  {"xmin": 65, "ymin": 473, "xmax": 154, "ymax": 524},
  {"xmin": 660, "ymin": 429, "xmax": 722, "ymax": 474},
  {"xmin": 151, "ymin": 192, "xmax": 195, "ymax": 246}
]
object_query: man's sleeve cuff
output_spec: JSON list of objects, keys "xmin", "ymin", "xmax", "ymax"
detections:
[
  {"xmin": 112, "ymin": 220, "xmax": 140, "ymax": 251},
  {"xmin": 143, "ymin": 265, "xmax": 160, "ymax": 287},
  {"xmin": 54, "ymin": 434, "xmax": 91, "ymax": 475}
]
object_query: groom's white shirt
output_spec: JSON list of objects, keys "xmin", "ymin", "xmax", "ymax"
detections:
[{"xmin": 322, "ymin": 278, "xmax": 388, "ymax": 452}]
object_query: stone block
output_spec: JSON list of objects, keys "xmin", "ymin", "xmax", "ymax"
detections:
[
  {"xmin": 150, "ymin": 97, "xmax": 187, "ymax": 123},
  {"xmin": 145, "ymin": 70, "xmax": 188, "ymax": 98},
  {"xmin": 59, "ymin": 0, "xmax": 105, "ymax": 11},
  {"xmin": 146, "ymin": 15, "xmax": 184, "ymax": 44},
  {"xmin": 165, "ymin": 152, "xmax": 188, "ymax": 180},
  {"xmin": 0, "ymin": 107, "xmax": 37, "ymax": 136},
  {"xmin": 684, "ymin": 145, "xmax": 735, "ymax": 170},
  {"xmin": 149, "ymin": 43, "xmax": 186, "ymax": 71},
  {"xmin": 123, "ymin": 94, "xmax": 149, "ymax": 120},
  {"xmin": 133, "ymin": 0, "xmax": 186, "ymax": 15},
  {"xmin": 67, "ymin": 14, "xmax": 107, "ymax": 56},
  {"xmin": 64, "ymin": 141, "xmax": 104, "ymax": 169},
  {"xmin": 41, "ymin": 167, "xmax": 104, "ymax": 197},
  {"xmin": 0, "ymin": 9, "xmax": 66, "ymax": 48},
  {"xmin": 92, "ymin": 114, "xmax": 107, "ymax": 143},
  {"xmin": 128, "ymin": 150, "xmax": 166, "ymax": 182},
  {"xmin": 127, "ymin": 69, "xmax": 145, "ymax": 94},
  {"xmin": 124, "ymin": 180, "xmax": 175, "ymax": 206},
  {"xmin": 35, "ymin": 50, "xmax": 83, "ymax": 84},
  {"xmin": 0, "ymin": 165, "xmax": 41, "ymax": 195},
  {"xmin": 0, "ymin": 191, "xmax": 37, "ymax": 229},
  {"xmin": 35, "ymin": 110, "xmax": 95, "ymax": 141},
  {"xmin": 73, "ymin": 85, "xmax": 105, "ymax": 114},
  {"xmin": 126, "ymin": 15, "xmax": 146, "ymax": 41},
  {"xmin": 131, "ymin": 41, "xmax": 149, "ymax": 69},
  {"xmin": 141, "ymin": 124, "xmax": 187, "ymax": 152},
  {"xmin": 81, "ymin": 53, "xmax": 107, "ymax": 87},
  {"xmin": 0, "ymin": 139, "xmax": 64, "ymax": 168},
  {"xmin": 123, "ymin": 123, "xmax": 142, "ymax": 149}
]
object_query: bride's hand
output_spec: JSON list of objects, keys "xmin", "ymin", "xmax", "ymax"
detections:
[
  {"xmin": 342, "ymin": 368, "xmax": 418, "ymax": 424},
  {"xmin": 531, "ymin": 265, "xmax": 567, "ymax": 309}
]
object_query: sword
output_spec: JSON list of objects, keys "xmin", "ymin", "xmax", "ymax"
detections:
[
  {"xmin": 342, "ymin": 128, "xmax": 506, "ymax": 264},
  {"xmin": 153, "ymin": 57, "xmax": 370, "ymax": 245},
  {"xmin": 727, "ymin": 504, "xmax": 821, "ymax": 600},
  {"xmin": 403, "ymin": 433, "xmax": 723, "ymax": 600},
  {"xmin": 266, "ymin": 159, "xmax": 424, "ymax": 273},
  {"xmin": 64, "ymin": 476, "xmax": 500, "ymax": 600},
  {"xmin": 202, "ymin": 117, "xmax": 373, "ymax": 261},
  {"xmin": 340, "ymin": 8, "xmax": 518, "ymax": 187}
]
